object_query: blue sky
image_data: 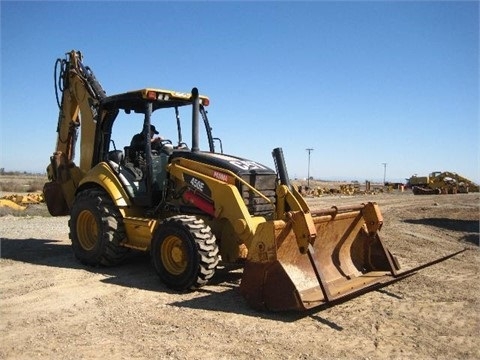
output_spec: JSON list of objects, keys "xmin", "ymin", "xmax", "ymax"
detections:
[{"xmin": 1, "ymin": 1, "xmax": 478, "ymax": 183}]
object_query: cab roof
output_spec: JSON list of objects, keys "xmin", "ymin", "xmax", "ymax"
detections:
[{"xmin": 101, "ymin": 88, "xmax": 210, "ymax": 113}]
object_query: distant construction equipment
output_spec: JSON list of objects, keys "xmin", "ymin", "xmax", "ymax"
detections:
[
  {"xmin": 296, "ymin": 180, "xmax": 404, "ymax": 197},
  {"xmin": 407, "ymin": 171, "xmax": 479, "ymax": 195}
]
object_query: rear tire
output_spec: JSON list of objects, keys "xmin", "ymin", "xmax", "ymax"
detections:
[
  {"xmin": 69, "ymin": 188, "xmax": 129, "ymax": 266},
  {"xmin": 151, "ymin": 215, "xmax": 219, "ymax": 290}
]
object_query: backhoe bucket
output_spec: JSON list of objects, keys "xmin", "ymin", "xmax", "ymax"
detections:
[{"xmin": 240, "ymin": 203, "xmax": 401, "ymax": 311}]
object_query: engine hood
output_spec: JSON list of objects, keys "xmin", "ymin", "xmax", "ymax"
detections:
[{"xmin": 170, "ymin": 150, "xmax": 276, "ymax": 176}]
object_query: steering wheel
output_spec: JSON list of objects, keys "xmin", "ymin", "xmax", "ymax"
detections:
[
  {"xmin": 153, "ymin": 139, "xmax": 173, "ymax": 153},
  {"xmin": 176, "ymin": 142, "xmax": 189, "ymax": 149}
]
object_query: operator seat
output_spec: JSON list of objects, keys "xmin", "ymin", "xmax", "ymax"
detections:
[{"xmin": 107, "ymin": 150, "xmax": 124, "ymax": 164}]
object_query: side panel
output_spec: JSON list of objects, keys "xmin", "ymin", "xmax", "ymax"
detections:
[
  {"xmin": 122, "ymin": 217, "xmax": 158, "ymax": 251},
  {"xmin": 168, "ymin": 160, "xmax": 268, "ymax": 261}
]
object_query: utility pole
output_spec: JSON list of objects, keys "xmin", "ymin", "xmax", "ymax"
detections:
[
  {"xmin": 382, "ymin": 162, "xmax": 387, "ymax": 185},
  {"xmin": 306, "ymin": 148, "xmax": 314, "ymax": 188}
]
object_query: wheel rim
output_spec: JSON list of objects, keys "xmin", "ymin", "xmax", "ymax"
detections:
[
  {"xmin": 161, "ymin": 235, "xmax": 187, "ymax": 275},
  {"xmin": 76, "ymin": 209, "xmax": 98, "ymax": 251}
]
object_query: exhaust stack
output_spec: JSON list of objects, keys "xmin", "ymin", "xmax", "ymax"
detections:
[
  {"xmin": 272, "ymin": 147, "xmax": 291, "ymax": 189},
  {"xmin": 191, "ymin": 87, "xmax": 199, "ymax": 152}
]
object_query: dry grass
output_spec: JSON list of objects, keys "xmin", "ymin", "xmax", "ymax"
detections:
[{"xmin": 0, "ymin": 174, "xmax": 47, "ymax": 193}]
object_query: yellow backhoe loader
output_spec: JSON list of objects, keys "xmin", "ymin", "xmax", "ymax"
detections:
[{"xmin": 44, "ymin": 50, "xmax": 462, "ymax": 311}]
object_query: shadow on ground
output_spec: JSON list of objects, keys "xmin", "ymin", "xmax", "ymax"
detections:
[
  {"xmin": 0, "ymin": 237, "xmax": 346, "ymax": 326},
  {"xmin": 0, "ymin": 237, "xmax": 163, "ymax": 292},
  {"xmin": 403, "ymin": 218, "xmax": 479, "ymax": 245}
]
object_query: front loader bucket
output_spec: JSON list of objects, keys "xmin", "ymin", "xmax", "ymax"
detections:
[{"xmin": 240, "ymin": 203, "xmax": 402, "ymax": 311}]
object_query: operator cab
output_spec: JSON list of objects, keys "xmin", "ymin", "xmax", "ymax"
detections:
[{"xmin": 98, "ymin": 88, "xmax": 218, "ymax": 208}]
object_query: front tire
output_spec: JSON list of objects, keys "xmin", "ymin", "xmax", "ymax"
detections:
[
  {"xmin": 151, "ymin": 215, "xmax": 219, "ymax": 290},
  {"xmin": 69, "ymin": 188, "xmax": 129, "ymax": 266}
]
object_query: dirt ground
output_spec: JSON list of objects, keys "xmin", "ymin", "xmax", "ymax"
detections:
[{"xmin": 1, "ymin": 191, "xmax": 479, "ymax": 359}]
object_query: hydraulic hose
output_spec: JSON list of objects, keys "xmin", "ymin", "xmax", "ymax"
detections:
[{"xmin": 54, "ymin": 58, "xmax": 66, "ymax": 109}]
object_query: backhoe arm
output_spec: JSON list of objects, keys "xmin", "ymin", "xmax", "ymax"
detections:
[
  {"xmin": 51, "ymin": 50, "xmax": 106, "ymax": 174},
  {"xmin": 44, "ymin": 50, "xmax": 107, "ymax": 215}
]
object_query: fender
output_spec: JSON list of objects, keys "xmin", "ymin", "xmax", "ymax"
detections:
[{"xmin": 77, "ymin": 162, "xmax": 131, "ymax": 207}]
